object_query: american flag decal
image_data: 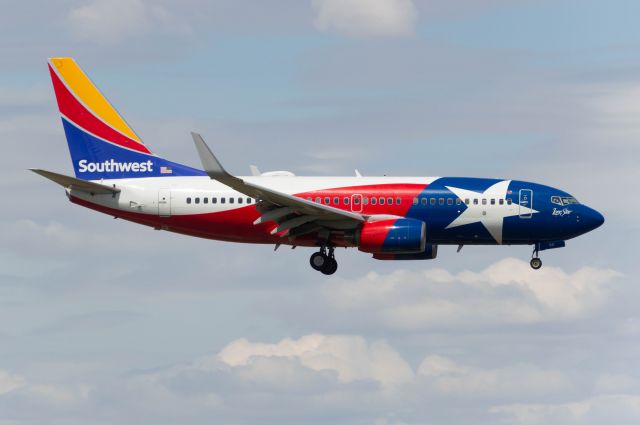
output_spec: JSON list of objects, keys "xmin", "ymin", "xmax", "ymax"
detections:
[{"xmin": 160, "ymin": 166, "xmax": 173, "ymax": 174}]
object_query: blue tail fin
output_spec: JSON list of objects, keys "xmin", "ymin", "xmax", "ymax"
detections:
[{"xmin": 48, "ymin": 57, "xmax": 204, "ymax": 180}]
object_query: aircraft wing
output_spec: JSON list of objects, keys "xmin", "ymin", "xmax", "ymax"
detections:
[
  {"xmin": 30, "ymin": 168, "xmax": 120, "ymax": 195},
  {"xmin": 191, "ymin": 132, "xmax": 366, "ymax": 238}
]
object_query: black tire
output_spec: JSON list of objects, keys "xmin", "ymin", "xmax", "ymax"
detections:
[
  {"xmin": 310, "ymin": 252, "xmax": 327, "ymax": 271},
  {"xmin": 321, "ymin": 258, "xmax": 338, "ymax": 275},
  {"xmin": 530, "ymin": 258, "xmax": 542, "ymax": 270}
]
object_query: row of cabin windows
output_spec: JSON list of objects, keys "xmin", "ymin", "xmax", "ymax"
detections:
[
  {"xmin": 305, "ymin": 196, "xmax": 513, "ymax": 207},
  {"xmin": 307, "ymin": 196, "xmax": 402, "ymax": 206},
  {"xmin": 186, "ymin": 196, "xmax": 254, "ymax": 205},
  {"xmin": 411, "ymin": 197, "xmax": 513, "ymax": 206},
  {"xmin": 185, "ymin": 194, "xmax": 512, "ymax": 207}
]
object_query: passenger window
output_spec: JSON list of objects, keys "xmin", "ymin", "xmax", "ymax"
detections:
[
  {"xmin": 507, "ymin": 198, "xmax": 512, "ymax": 205},
  {"xmin": 413, "ymin": 198, "xmax": 418, "ymax": 205},
  {"xmin": 387, "ymin": 197, "xmax": 393, "ymax": 205},
  {"xmin": 499, "ymin": 199, "xmax": 504, "ymax": 205},
  {"xmin": 490, "ymin": 199, "xmax": 495, "ymax": 205},
  {"xmin": 316, "ymin": 197, "xmax": 322, "ymax": 203},
  {"xmin": 195, "ymin": 197, "xmax": 200, "ymax": 204},
  {"xmin": 334, "ymin": 197, "xmax": 339, "ymax": 205},
  {"xmin": 325, "ymin": 197, "xmax": 330, "ymax": 204},
  {"xmin": 363, "ymin": 197, "xmax": 369, "ymax": 205},
  {"xmin": 229, "ymin": 198, "xmax": 234, "ymax": 204},
  {"xmin": 238, "ymin": 198, "xmax": 243, "ymax": 204},
  {"xmin": 456, "ymin": 198, "xmax": 461, "ymax": 205},
  {"xmin": 473, "ymin": 199, "xmax": 478, "ymax": 205},
  {"xmin": 430, "ymin": 198, "xmax": 436, "ymax": 205},
  {"xmin": 221, "ymin": 198, "xmax": 226, "ymax": 204},
  {"xmin": 371, "ymin": 197, "xmax": 377, "ymax": 205},
  {"xmin": 465, "ymin": 198, "xmax": 470, "ymax": 205},
  {"xmin": 212, "ymin": 197, "xmax": 217, "ymax": 204},
  {"xmin": 482, "ymin": 199, "xmax": 487, "ymax": 205},
  {"xmin": 247, "ymin": 198, "xmax": 252, "ymax": 204},
  {"xmin": 421, "ymin": 198, "xmax": 428, "ymax": 205},
  {"xmin": 354, "ymin": 197, "xmax": 360, "ymax": 205},
  {"xmin": 186, "ymin": 197, "xmax": 191, "ymax": 204},
  {"xmin": 379, "ymin": 198, "xmax": 385, "ymax": 205},
  {"xmin": 344, "ymin": 197, "xmax": 350, "ymax": 205},
  {"xmin": 307, "ymin": 197, "xmax": 312, "ymax": 201},
  {"xmin": 447, "ymin": 198, "xmax": 453, "ymax": 205},
  {"xmin": 204, "ymin": 198, "xmax": 208, "ymax": 204},
  {"xmin": 396, "ymin": 197, "xmax": 401, "ymax": 205},
  {"xmin": 439, "ymin": 198, "xmax": 444, "ymax": 205}
]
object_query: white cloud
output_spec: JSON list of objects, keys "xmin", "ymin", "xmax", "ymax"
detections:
[
  {"xmin": 312, "ymin": 0, "xmax": 417, "ymax": 37},
  {"xmin": 0, "ymin": 370, "xmax": 27, "ymax": 395},
  {"xmin": 68, "ymin": 0, "xmax": 190, "ymax": 44},
  {"xmin": 217, "ymin": 334, "xmax": 414, "ymax": 390},
  {"xmin": 0, "ymin": 369, "xmax": 88, "ymax": 404},
  {"xmin": 322, "ymin": 258, "xmax": 621, "ymax": 329},
  {"xmin": 492, "ymin": 395, "xmax": 640, "ymax": 425},
  {"xmin": 593, "ymin": 373, "xmax": 638, "ymax": 394},
  {"xmin": 418, "ymin": 355, "xmax": 569, "ymax": 398},
  {"xmin": 587, "ymin": 83, "xmax": 640, "ymax": 148}
]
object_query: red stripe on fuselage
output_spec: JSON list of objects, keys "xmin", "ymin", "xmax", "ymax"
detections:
[
  {"xmin": 70, "ymin": 182, "xmax": 429, "ymax": 248},
  {"xmin": 70, "ymin": 196, "xmax": 330, "ymax": 247},
  {"xmin": 48, "ymin": 65, "xmax": 151, "ymax": 155},
  {"xmin": 294, "ymin": 183, "xmax": 428, "ymax": 216}
]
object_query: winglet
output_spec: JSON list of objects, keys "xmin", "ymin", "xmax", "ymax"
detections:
[
  {"xmin": 191, "ymin": 132, "xmax": 246, "ymax": 190},
  {"xmin": 249, "ymin": 165, "xmax": 261, "ymax": 176},
  {"xmin": 191, "ymin": 132, "xmax": 229, "ymax": 178}
]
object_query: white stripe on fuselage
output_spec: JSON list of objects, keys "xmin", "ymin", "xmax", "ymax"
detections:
[{"xmin": 69, "ymin": 176, "xmax": 440, "ymax": 216}]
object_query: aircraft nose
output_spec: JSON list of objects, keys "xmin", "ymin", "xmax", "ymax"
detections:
[{"xmin": 580, "ymin": 206, "xmax": 605, "ymax": 232}]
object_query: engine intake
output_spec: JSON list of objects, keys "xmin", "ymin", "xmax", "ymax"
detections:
[{"xmin": 357, "ymin": 218, "xmax": 426, "ymax": 254}]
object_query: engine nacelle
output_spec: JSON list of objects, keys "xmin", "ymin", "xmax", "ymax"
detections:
[
  {"xmin": 357, "ymin": 218, "xmax": 426, "ymax": 254},
  {"xmin": 372, "ymin": 244, "xmax": 438, "ymax": 260}
]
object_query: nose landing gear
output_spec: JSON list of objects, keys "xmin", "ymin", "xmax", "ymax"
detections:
[
  {"xmin": 309, "ymin": 246, "xmax": 338, "ymax": 275},
  {"xmin": 530, "ymin": 243, "xmax": 542, "ymax": 270}
]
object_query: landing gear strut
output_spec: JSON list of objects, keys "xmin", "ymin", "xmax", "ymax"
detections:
[
  {"xmin": 530, "ymin": 243, "xmax": 542, "ymax": 270},
  {"xmin": 310, "ymin": 246, "xmax": 338, "ymax": 275}
]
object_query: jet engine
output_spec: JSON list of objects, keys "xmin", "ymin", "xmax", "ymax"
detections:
[{"xmin": 356, "ymin": 218, "xmax": 426, "ymax": 254}]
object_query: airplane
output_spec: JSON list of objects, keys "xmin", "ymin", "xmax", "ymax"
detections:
[{"xmin": 32, "ymin": 58, "xmax": 604, "ymax": 275}]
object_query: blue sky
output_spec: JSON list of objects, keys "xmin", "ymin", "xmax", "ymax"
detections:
[{"xmin": 1, "ymin": 1, "xmax": 639, "ymax": 424}]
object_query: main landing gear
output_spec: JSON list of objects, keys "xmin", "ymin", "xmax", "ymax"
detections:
[
  {"xmin": 310, "ymin": 246, "xmax": 338, "ymax": 275},
  {"xmin": 530, "ymin": 243, "xmax": 542, "ymax": 270}
]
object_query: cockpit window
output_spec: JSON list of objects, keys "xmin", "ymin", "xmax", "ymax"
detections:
[{"xmin": 551, "ymin": 196, "xmax": 579, "ymax": 206}]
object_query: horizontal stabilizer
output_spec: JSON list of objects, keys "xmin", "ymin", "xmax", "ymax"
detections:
[{"xmin": 30, "ymin": 169, "xmax": 120, "ymax": 194}]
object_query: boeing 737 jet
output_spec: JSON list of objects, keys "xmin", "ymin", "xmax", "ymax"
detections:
[{"xmin": 32, "ymin": 58, "xmax": 604, "ymax": 275}]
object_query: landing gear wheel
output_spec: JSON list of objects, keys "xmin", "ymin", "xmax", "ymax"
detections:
[
  {"xmin": 310, "ymin": 252, "xmax": 327, "ymax": 271},
  {"xmin": 530, "ymin": 257, "xmax": 542, "ymax": 270},
  {"xmin": 321, "ymin": 257, "xmax": 338, "ymax": 275}
]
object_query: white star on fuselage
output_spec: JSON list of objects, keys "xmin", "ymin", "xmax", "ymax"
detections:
[{"xmin": 444, "ymin": 180, "xmax": 538, "ymax": 244}]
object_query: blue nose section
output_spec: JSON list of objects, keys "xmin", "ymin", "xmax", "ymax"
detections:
[{"xmin": 581, "ymin": 206, "xmax": 605, "ymax": 232}]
